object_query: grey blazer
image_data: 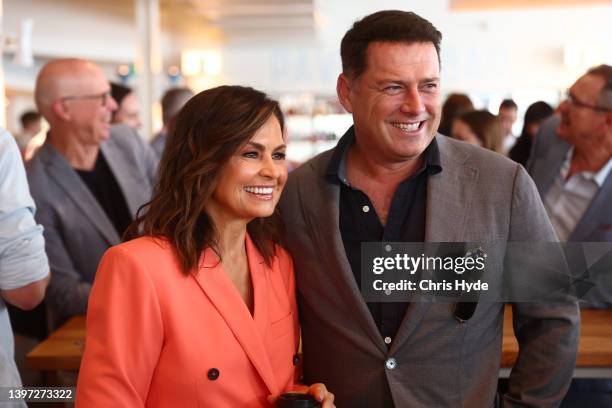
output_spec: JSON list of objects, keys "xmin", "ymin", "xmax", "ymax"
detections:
[
  {"xmin": 280, "ymin": 133, "xmax": 579, "ymax": 407},
  {"xmin": 527, "ymin": 116, "xmax": 612, "ymax": 307},
  {"xmin": 527, "ymin": 116, "xmax": 612, "ymax": 242},
  {"xmin": 26, "ymin": 125, "xmax": 157, "ymax": 326}
]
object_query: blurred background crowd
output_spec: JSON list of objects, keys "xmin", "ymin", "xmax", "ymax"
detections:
[{"xmin": 0, "ymin": 1, "xmax": 611, "ymax": 407}]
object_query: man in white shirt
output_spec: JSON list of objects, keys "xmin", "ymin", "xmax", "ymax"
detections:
[
  {"xmin": 543, "ymin": 148, "xmax": 611, "ymax": 242},
  {"xmin": 528, "ymin": 64, "xmax": 612, "ymax": 408},
  {"xmin": 528, "ymin": 65, "xmax": 611, "ymax": 244}
]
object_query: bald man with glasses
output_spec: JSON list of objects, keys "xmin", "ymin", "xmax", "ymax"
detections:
[{"xmin": 25, "ymin": 59, "xmax": 158, "ymax": 328}]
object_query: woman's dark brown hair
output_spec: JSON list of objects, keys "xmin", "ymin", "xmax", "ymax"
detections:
[
  {"xmin": 438, "ymin": 93, "xmax": 474, "ymax": 136},
  {"xmin": 457, "ymin": 110, "xmax": 504, "ymax": 154},
  {"xmin": 125, "ymin": 85, "xmax": 285, "ymax": 275}
]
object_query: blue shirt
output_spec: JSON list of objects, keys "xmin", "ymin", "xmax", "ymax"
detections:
[{"xmin": 0, "ymin": 128, "xmax": 49, "ymax": 400}]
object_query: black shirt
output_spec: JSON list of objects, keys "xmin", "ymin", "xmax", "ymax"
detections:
[
  {"xmin": 325, "ymin": 127, "xmax": 442, "ymax": 346},
  {"xmin": 76, "ymin": 151, "xmax": 133, "ymax": 237}
]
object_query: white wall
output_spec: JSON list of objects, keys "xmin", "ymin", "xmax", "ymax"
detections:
[
  {"xmin": 3, "ymin": 0, "xmax": 136, "ymax": 63},
  {"xmin": 2, "ymin": 0, "xmax": 612, "ymax": 123},
  {"xmin": 215, "ymin": 0, "xmax": 612, "ymax": 97},
  {"xmin": 2, "ymin": 0, "xmax": 219, "ymax": 90},
  {"xmin": 212, "ymin": 0, "xmax": 450, "ymax": 94}
]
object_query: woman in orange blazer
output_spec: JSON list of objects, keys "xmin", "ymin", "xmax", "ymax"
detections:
[{"xmin": 76, "ymin": 86, "xmax": 334, "ymax": 407}]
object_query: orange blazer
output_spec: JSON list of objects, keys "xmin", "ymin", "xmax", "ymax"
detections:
[{"xmin": 76, "ymin": 234, "xmax": 299, "ymax": 407}]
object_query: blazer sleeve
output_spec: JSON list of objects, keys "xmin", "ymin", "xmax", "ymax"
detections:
[
  {"xmin": 136, "ymin": 131, "xmax": 160, "ymax": 186},
  {"xmin": 503, "ymin": 165, "xmax": 580, "ymax": 407},
  {"xmin": 76, "ymin": 245, "xmax": 164, "ymax": 407},
  {"xmin": 109, "ymin": 124, "xmax": 159, "ymax": 187},
  {"xmin": 36, "ymin": 199, "xmax": 91, "ymax": 319},
  {"xmin": 128, "ymin": 126, "xmax": 159, "ymax": 185}
]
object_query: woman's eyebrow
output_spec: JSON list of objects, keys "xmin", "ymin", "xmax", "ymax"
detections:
[
  {"xmin": 244, "ymin": 141, "xmax": 264, "ymax": 150},
  {"xmin": 245, "ymin": 141, "xmax": 287, "ymax": 150}
]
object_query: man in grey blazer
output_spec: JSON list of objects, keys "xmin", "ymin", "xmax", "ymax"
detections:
[
  {"xmin": 528, "ymin": 66, "xmax": 611, "ymax": 309},
  {"xmin": 27, "ymin": 59, "xmax": 157, "ymax": 328},
  {"xmin": 527, "ymin": 66, "xmax": 611, "ymax": 245},
  {"xmin": 527, "ymin": 66, "xmax": 612, "ymax": 408},
  {"xmin": 280, "ymin": 11, "xmax": 579, "ymax": 407}
]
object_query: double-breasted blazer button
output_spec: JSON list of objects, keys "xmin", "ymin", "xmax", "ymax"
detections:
[
  {"xmin": 207, "ymin": 368, "xmax": 220, "ymax": 380},
  {"xmin": 293, "ymin": 354, "xmax": 300, "ymax": 365}
]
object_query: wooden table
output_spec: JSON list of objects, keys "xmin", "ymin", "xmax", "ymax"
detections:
[
  {"xmin": 501, "ymin": 305, "xmax": 612, "ymax": 378},
  {"xmin": 26, "ymin": 308, "xmax": 612, "ymax": 377},
  {"xmin": 26, "ymin": 316, "xmax": 86, "ymax": 371}
]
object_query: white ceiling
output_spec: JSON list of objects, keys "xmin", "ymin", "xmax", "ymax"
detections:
[
  {"xmin": 160, "ymin": 0, "xmax": 315, "ymax": 36},
  {"xmin": 2, "ymin": 0, "xmax": 612, "ymax": 94}
]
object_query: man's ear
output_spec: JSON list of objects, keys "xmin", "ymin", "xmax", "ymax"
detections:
[
  {"xmin": 336, "ymin": 73, "xmax": 354, "ymax": 114},
  {"xmin": 52, "ymin": 100, "xmax": 71, "ymax": 121}
]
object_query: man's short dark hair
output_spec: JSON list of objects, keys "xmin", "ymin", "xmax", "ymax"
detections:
[
  {"xmin": 586, "ymin": 64, "xmax": 612, "ymax": 110},
  {"xmin": 499, "ymin": 99, "xmax": 518, "ymax": 110},
  {"xmin": 110, "ymin": 82, "xmax": 133, "ymax": 121},
  {"xmin": 340, "ymin": 10, "xmax": 442, "ymax": 79},
  {"xmin": 110, "ymin": 82, "xmax": 132, "ymax": 107},
  {"xmin": 20, "ymin": 110, "xmax": 41, "ymax": 129},
  {"xmin": 161, "ymin": 87, "xmax": 194, "ymax": 125}
]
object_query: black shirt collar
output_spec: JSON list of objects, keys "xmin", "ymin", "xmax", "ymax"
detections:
[{"xmin": 325, "ymin": 126, "xmax": 442, "ymax": 185}]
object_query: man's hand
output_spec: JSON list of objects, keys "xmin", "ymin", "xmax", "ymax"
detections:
[{"xmin": 268, "ymin": 383, "xmax": 335, "ymax": 407}]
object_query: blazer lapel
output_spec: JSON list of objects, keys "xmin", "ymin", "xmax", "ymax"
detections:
[
  {"xmin": 426, "ymin": 136, "xmax": 478, "ymax": 242},
  {"xmin": 392, "ymin": 136, "xmax": 479, "ymax": 350},
  {"xmin": 41, "ymin": 143, "xmax": 119, "ymax": 245},
  {"xmin": 101, "ymin": 139, "xmax": 148, "ymax": 217},
  {"xmin": 191, "ymin": 242, "xmax": 279, "ymax": 395},
  {"xmin": 246, "ymin": 235, "xmax": 271, "ymax": 344},
  {"xmin": 298, "ymin": 158, "xmax": 386, "ymax": 354},
  {"xmin": 534, "ymin": 136, "xmax": 571, "ymax": 197},
  {"xmin": 570, "ymin": 173, "xmax": 612, "ymax": 241}
]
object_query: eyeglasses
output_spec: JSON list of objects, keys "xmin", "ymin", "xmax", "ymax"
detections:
[
  {"xmin": 565, "ymin": 90, "xmax": 612, "ymax": 113},
  {"xmin": 61, "ymin": 91, "xmax": 112, "ymax": 106}
]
